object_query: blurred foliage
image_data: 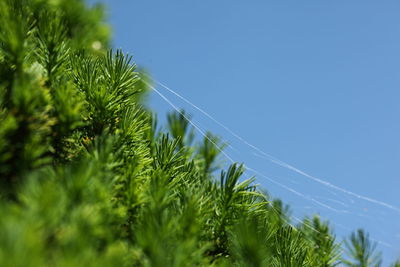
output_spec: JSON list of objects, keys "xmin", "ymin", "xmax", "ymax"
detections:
[
  {"xmin": 343, "ymin": 229, "xmax": 382, "ymax": 267},
  {"xmin": 0, "ymin": 0, "xmax": 395, "ymax": 266}
]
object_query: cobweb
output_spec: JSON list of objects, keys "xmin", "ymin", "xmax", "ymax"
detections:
[{"xmin": 147, "ymin": 78, "xmax": 400, "ymax": 263}]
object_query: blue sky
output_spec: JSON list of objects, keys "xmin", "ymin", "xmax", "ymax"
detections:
[{"xmin": 91, "ymin": 0, "xmax": 400, "ymax": 263}]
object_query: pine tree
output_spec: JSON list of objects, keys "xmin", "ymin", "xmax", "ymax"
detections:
[{"xmin": 0, "ymin": 0, "xmax": 392, "ymax": 266}]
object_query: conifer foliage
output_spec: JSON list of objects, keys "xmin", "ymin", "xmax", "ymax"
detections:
[{"xmin": 0, "ymin": 0, "xmax": 397, "ymax": 266}]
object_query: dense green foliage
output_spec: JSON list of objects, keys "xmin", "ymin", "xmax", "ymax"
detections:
[{"xmin": 0, "ymin": 0, "xmax": 397, "ymax": 266}]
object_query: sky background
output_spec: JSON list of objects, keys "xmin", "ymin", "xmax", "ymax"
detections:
[{"xmin": 90, "ymin": 0, "xmax": 400, "ymax": 263}]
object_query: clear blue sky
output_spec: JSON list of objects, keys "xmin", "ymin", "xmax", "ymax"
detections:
[{"xmin": 91, "ymin": 0, "xmax": 400, "ymax": 263}]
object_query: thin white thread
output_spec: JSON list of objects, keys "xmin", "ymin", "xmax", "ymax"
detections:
[
  {"xmin": 151, "ymin": 78, "xmax": 400, "ymax": 214},
  {"xmin": 245, "ymin": 166, "xmax": 349, "ymax": 214},
  {"xmin": 149, "ymin": 82, "xmax": 325, "ymax": 227},
  {"xmin": 253, "ymin": 152, "xmax": 400, "ymax": 213},
  {"xmin": 146, "ymin": 82, "xmax": 236, "ymax": 164},
  {"xmin": 314, "ymin": 196, "xmax": 350, "ymax": 208},
  {"xmin": 148, "ymin": 82, "xmax": 345, "ymax": 214},
  {"xmin": 147, "ymin": 81, "xmax": 393, "ymax": 250}
]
